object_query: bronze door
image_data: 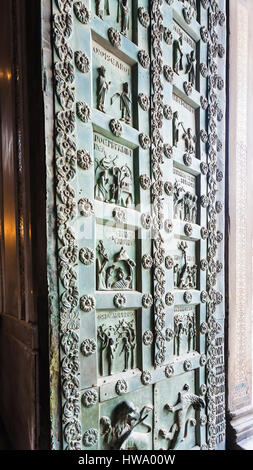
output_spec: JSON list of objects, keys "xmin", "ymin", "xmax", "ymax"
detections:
[{"xmin": 51, "ymin": 0, "xmax": 226, "ymax": 450}]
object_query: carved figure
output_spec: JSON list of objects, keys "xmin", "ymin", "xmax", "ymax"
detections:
[
  {"xmin": 96, "ymin": 241, "xmax": 135, "ymax": 292},
  {"xmin": 191, "ymin": 195, "xmax": 197, "ymax": 223},
  {"xmin": 96, "ymin": 241, "xmax": 109, "ymax": 289},
  {"xmin": 187, "ymin": 318, "xmax": 195, "ymax": 352},
  {"xmin": 95, "ymin": 152, "xmax": 133, "ymax": 208},
  {"xmin": 94, "ymin": 169, "xmax": 109, "ymax": 201},
  {"xmin": 160, "ymin": 384, "xmax": 204, "ymax": 449},
  {"xmin": 175, "ymin": 241, "xmax": 197, "ymax": 290},
  {"xmin": 96, "ymin": 0, "xmax": 110, "ymax": 20},
  {"xmin": 120, "ymin": 337, "xmax": 131, "ymax": 371},
  {"xmin": 181, "ymin": 125, "xmax": 196, "ymax": 155},
  {"xmin": 111, "ymin": 82, "xmax": 132, "ymax": 124},
  {"xmin": 184, "ymin": 192, "xmax": 192, "ymax": 221},
  {"xmin": 100, "ymin": 401, "xmax": 153, "ymax": 450},
  {"xmin": 173, "ymin": 264, "xmax": 179, "ymax": 287},
  {"xmin": 173, "ymin": 35, "xmax": 183, "ymax": 75},
  {"xmin": 172, "ymin": 112, "xmax": 183, "ymax": 148},
  {"xmin": 98, "ymin": 326, "xmax": 118, "ymax": 376},
  {"xmin": 98, "ymin": 319, "xmax": 136, "ymax": 377},
  {"xmin": 173, "ymin": 180, "xmax": 184, "ymax": 218},
  {"xmin": 108, "ymin": 337, "xmax": 118, "ymax": 375},
  {"xmin": 185, "ymin": 50, "xmax": 196, "ymax": 86},
  {"xmin": 97, "ymin": 66, "xmax": 111, "ymax": 113},
  {"xmin": 174, "ymin": 312, "xmax": 196, "ymax": 356},
  {"xmin": 175, "ymin": 321, "xmax": 184, "ymax": 356},
  {"xmin": 112, "ymin": 266, "xmax": 131, "ymax": 289},
  {"xmin": 117, "ymin": 0, "xmax": 130, "ymax": 36},
  {"xmin": 173, "ymin": 181, "xmax": 197, "ymax": 224}
]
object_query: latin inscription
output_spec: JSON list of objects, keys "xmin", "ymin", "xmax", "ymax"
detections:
[{"xmin": 93, "ymin": 42, "xmax": 131, "ymax": 76}]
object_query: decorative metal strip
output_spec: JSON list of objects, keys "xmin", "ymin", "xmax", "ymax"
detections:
[
  {"xmin": 52, "ymin": 0, "xmax": 82, "ymax": 450},
  {"xmin": 206, "ymin": 0, "xmax": 226, "ymax": 450},
  {"xmin": 151, "ymin": 0, "xmax": 166, "ymax": 366}
]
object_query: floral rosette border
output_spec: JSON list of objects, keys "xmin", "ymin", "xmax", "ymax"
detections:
[{"xmin": 52, "ymin": 0, "xmax": 82, "ymax": 450}]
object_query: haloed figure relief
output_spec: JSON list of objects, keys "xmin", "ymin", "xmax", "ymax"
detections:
[
  {"xmin": 100, "ymin": 401, "xmax": 153, "ymax": 450},
  {"xmin": 117, "ymin": 0, "xmax": 130, "ymax": 37},
  {"xmin": 96, "ymin": 0, "xmax": 110, "ymax": 20},
  {"xmin": 160, "ymin": 384, "xmax": 205, "ymax": 449},
  {"xmin": 95, "ymin": 151, "xmax": 133, "ymax": 207}
]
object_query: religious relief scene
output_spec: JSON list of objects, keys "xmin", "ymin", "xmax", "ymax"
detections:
[
  {"xmin": 92, "ymin": 41, "xmax": 134, "ymax": 126},
  {"xmin": 99, "ymin": 387, "xmax": 153, "ymax": 449},
  {"xmin": 173, "ymin": 239, "xmax": 198, "ymax": 290},
  {"xmin": 172, "ymin": 94, "xmax": 197, "ymax": 157},
  {"xmin": 96, "ymin": 223, "xmax": 137, "ymax": 291},
  {"xmin": 97, "ymin": 310, "xmax": 138, "ymax": 377},
  {"xmin": 94, "ymin": 133, "xmax": 135, "ymax": 208},
  {"xmin": 172, "ymin": 21, "xmax": 198, "ymax": 90},
  {"xmin": 173, "ymin": 168, "xmax": 199, "ymax": 225},
  {"xmin": 92, "ymin": 0, "xmax": 133, "ymax": 42},
  {"xmin": 173, "ymin": 306, "xmax": 197, "ymax": 356}
]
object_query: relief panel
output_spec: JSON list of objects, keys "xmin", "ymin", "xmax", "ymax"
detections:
[
  {"xmin": 99, "ymin": 385, "xmax": 153, "ymax": 450},
  {"xmin": 172, "ymin": 21, "xmax": 198, "ymax": 91},
  {"xmin": 172, "ymin": 238, "xmax": 198, "ymax": 290},
  {"xmin": 155, "ymin": 372, "xmax": 205, "ymax": 450},
  {"xmin": 92, "ymin": 41, "xmax": 134, "ymax": 127},
  {"xmin": 92, "ymin": 1, "xmax": 134, "ymax": 43},
  {"xmin": 97, "ymin": 309, "xmax": 138, "ymax": 377},
  {"xmin": 96, "ymin": 223, "xmax": 137, "ymax": 291},
  {"xmin": 173, "ymin": 167, "xmax": 199, "ymax": 224},
  {"xmin": 173, "ymin": 305, "xmax": 197, "ymax": 357},
  {"xmin": 94, "ymin": 132, "xmax": 135, "ymax": 208},
  {"xmin": 172, "ymin": 94, "xmax": 197, "ymax": 156}
]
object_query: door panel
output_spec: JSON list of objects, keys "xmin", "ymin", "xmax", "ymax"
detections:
[{"xmin": 51, "ymin": 0, "xmax": 226, "ymax": 450}]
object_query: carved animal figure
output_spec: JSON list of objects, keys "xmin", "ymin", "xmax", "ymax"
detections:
[
  {"xmin": 161, "ymin": 384, "xmax": 205, "ymax": 449},
  {"xmin": 100, "ymin": 401, "xmax": 153, "ymax": 450}
]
